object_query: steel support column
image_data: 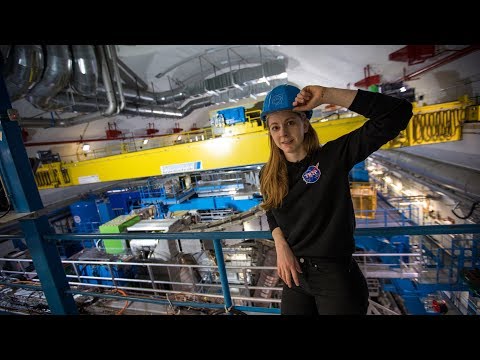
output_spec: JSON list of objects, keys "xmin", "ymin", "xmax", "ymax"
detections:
[
  {"xmin": 20, "ymin": 217, "xmax": 78, "ymax": 314},
  {"xmin": 0, "ymin": 63, "xmax": 78, "ymax": 314},
  {"xmin": 213, "ymin": 239, "xmax": 234, "ymax": 312}
]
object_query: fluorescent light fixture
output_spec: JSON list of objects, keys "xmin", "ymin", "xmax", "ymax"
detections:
[
  {"xmin": 249, "ymin": 94, "xmax": 257, "ymax": 100},
  {"xmin": 400, "ymin": 87, "xmax": 406, "ymax": 92},
  {"xmin": 82, "ymin": 144, "xmax": 90, "ymax": 151},
  {"xmin": 143, "ymin": 139, "xmax": 149, "ymax": 145},
  {"xmin": 233, "ymin": 83, "xmax": 243, "ymax": 90}
]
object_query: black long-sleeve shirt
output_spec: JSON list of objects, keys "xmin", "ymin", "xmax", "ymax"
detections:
[{"xmin": 265, "ymin": 89, "xmax": 413, "ymax": 258}]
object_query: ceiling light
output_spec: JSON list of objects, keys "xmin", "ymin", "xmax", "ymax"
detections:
[
  {"xmin": 82, "ymin": 144, "xmax": 90, "ymax": 151},
  {"xmin": 249, "ymin": 94, "xmax": 257, "ymax": 100},
  {"xmin": 143, "ymin": 139, "xmax": 149, "ymax": 145}
]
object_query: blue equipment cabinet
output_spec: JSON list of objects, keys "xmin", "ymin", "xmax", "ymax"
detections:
[{"xmin": 216, "ymin": 107, "xmax": 246, "ymax": 125}]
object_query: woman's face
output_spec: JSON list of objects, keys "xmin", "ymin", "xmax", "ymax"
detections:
[{"xmin": 267, "ymin": 111, "xmax": 308, "ymax": 161}]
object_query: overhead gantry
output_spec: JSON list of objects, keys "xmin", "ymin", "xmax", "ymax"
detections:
[{"xmin": 33, "ymin": 98, "xmax": 476, "ymax": 189}]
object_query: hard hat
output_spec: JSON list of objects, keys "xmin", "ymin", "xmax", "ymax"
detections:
[{"xmin": 260, "ymin": 84, "xmax": 313, "ymax": 121}]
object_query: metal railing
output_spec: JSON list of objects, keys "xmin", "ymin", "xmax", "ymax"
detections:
[{"xmin": 0, "ymin": 225, "xmax": 479, "ymax": 315}]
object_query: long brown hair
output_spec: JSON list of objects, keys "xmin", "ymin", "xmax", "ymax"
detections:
[{"xmin": 260, "ymin": 112, "xmax": 320, "ymax": 210}]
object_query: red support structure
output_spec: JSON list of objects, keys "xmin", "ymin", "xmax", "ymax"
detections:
[
  {"xmin": 172, "ymin": 122, "xmax": 183, "ymax": 133},
  {"xmin": 397, "ymin": 45, "xmax": 480, "ymax": 82},
  {"xmin": 354, "ymin": 65, "xmax": 381, "ymax": 89},
  {"xmin": 105, "ymin": 122, "xmax": 122, "ymax": 139},
  {"xmin": 146, "ymin": 122, "xmax": 159, "ymax": 135},
  {"xmin": 389, "ymin": 45, "xmax": 436, "ymax": 65}
]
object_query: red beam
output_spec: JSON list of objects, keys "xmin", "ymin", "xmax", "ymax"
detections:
[
  {"xmin": 389, "ymin": 45, "xmax": 436, "ymax": 65},
  {"xmin": 354, "ymin": 74, "xmax": 381, "ymax": 88},
  {"xmin": 399, "ymin": 45, "xmax": 480, "ymax": 82}
]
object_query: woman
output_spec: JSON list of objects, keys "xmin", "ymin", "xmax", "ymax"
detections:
[{"xmin": 260, "ymin": 84, "xmax": 413, "ymax": 315}]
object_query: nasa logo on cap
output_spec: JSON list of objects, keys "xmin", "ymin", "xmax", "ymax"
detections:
[{"xmin": 302, "ymin": 163, "xmax": 321, "ymax": 184}]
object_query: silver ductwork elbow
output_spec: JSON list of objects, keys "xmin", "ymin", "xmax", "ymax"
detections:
[
  {"xmin": 26, "ymin": 45, "xmax": 72, "ymax": 109},
  {"xmin": 3, "ymin": 45, "xmax": 44, "ymax": 101},
  {"xmin": 71, "ymin": 45, "xmax": 98, "ymax": 96}
]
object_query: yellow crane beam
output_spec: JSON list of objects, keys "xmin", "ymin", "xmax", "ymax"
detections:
[{"xmin": 34, "ymin": 99, "xmax": 468, "ymax": 189}]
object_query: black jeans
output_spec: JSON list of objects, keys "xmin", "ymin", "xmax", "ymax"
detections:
[{"xmin": 281, "ymin": 256, "xmax": 369, "ymax": 315}]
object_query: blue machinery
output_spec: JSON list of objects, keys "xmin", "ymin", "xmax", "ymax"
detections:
[{"xmin": 0, "ymin": 224, "xmax": 479, "ymax": 315}]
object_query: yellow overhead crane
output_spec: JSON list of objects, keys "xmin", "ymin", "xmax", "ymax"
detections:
[{"xmin": 34, "ymin": 98, "xmax": 475, "ymax": 189}]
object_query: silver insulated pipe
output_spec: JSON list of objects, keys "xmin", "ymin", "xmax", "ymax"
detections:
[
  {"xmin": 26, "ymin": 45, "xmax": 72, "ymax": 109},
  {"xmin": 3, "ymin": 45, "xmax": 44, "ymax": 101}
]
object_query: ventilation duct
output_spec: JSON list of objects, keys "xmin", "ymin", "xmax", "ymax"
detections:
[
  {"xmin": 123, "ymin": 104, "xmax": 183, "ymax": 117},
  {"xmin": 3, "ymin": 45, "xmax": 44, "ymax": 101},
  {"xmin": 26, "ymin": 45, "xmax": 72, "ymax": 110},
  {"xmin": 96, "ymin": 85, "xmax": 156, "ymax": 103},
  {"xmin": 116, "ymin": 58, "xmax": 288, "ymax": 105},
  {"xmin": 105, "ymin": 45, "xmax": 125, "ymax": 114},
  {"xmin": 235, "ymin": 59, "xmax": 287, "ymax": 85},
  {"xmin": 8, "ymin": 46, "xmax": 289, "ymax": 126},
  {"xmin": 185, "ymin": 58, "xmax": 287, "ymax": 98},
  {"xmin": 48, "ymin": 93, "xmax": 107, "ymax": 113},
  {"xmin": 71, "ymin": 45, "xmax": 98, "ymax": 96},
  {"xmin": 17, "ymin": 77, "xmax": 286, "ymax": 128}
]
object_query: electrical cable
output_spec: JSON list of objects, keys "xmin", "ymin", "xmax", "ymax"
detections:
[
  {"xmin": 451, "ymin": 201, "xmax": 480, "ymax": 219},
  {"xmin": 210, "ymin": 306, "xmax": 247, "ymax": 315},
  {"xmin": 111, "ymin": 288, "xmax": 130, "ymax": 315}
]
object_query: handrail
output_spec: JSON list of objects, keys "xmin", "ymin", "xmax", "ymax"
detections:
[
  {"xmin": 2, "ymin": 224, "xmax": 479, "ymax": 314},
  {"xmin": 42, "ymin": 224, "xmax": 480, "ymax": 241}
]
